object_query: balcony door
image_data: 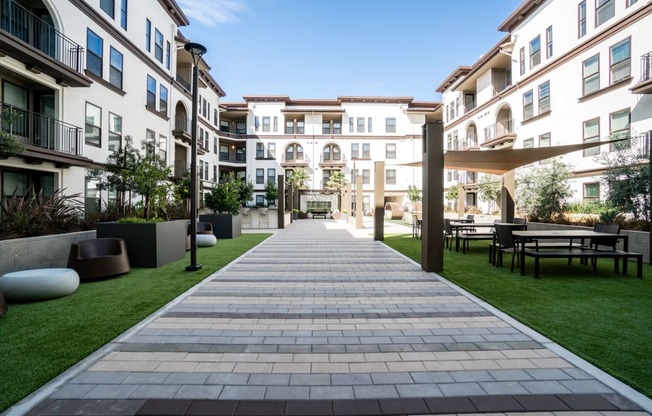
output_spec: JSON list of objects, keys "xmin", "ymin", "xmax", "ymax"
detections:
[{"xmin": 2, "ymin": 81, "xmax": 28, "ymax": 138}]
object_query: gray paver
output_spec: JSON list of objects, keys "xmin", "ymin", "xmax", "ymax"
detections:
[
  {"xmin": 310, "ymin": 386, "xmax": 354, "ymax": 399},
  {"xmin": 396, "ymin": 383, "xmax": 443, "ymax": 398},
  {"xmin": 353, "ymin": 385, "xmax": 399, "ymax": 398},
  {"xmin": 219, "ymin": 385, "xmax": 267, "ymax": 399},
  {"xmin": 265, "ymin": 386, "xmax": 310, "ymax": 400}
]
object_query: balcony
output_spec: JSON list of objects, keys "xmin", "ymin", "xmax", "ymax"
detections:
[
  {"xmin": 482, "ymin": 118, "xmax": 516, "ymax": 148},
  {"xmin": 219, "ymin": 154, "xmax": 246, "ymax": 164},
  {"xmin": 172, "ymin": 160, "xmax": 189, "ymax": 180},
  {"xmin": 1, "ymin": 103, "xmax": 90, "ymax": 166},
  {"xmin": 0, "ymin": 0, "xmax": 90, "ymax": 87},
  {"xmin": 218, "ymin": 130, "xmax": 247, "ymax": 140},
  {"xmin": 175, "ymin": 74, "xmax": 191, "ymax": 91},
  {"xmin": 631, "ymin": 51, "xmax": 652, "ymax": 94},
  {"xmin": 319, "ymin": 153, "xmax": 347, "ymax": 167},
  {"xmin": 461, "ymin": 135, "xmax": 479, "ymax": 150},
  {"xmin": 280, "ymin": 154, "xmax": 309, "ymax": 167},
  {"xmin": 172, "ymin": 115, "xmax": 191, "ymax": 144}
]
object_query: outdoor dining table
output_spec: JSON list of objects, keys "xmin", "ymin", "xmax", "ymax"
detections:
[
  {"xmin": 511, "ymin": 230, "xmax": 629, "ymax": 276},
  {"xmin": 450, "ymin": 222, "xmax": 496, "ymax": 252}
]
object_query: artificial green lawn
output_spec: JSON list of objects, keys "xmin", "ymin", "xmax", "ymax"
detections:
[
  {"xmin": 0, "ymin": 233, "xmax": 271, "ymax": 412},
  {"xmin": 383, "ymin": 234, "xmax": 652, "ymax": 399}
]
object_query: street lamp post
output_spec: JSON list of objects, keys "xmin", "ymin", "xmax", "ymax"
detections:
[
  {"xmin": 185, "ymin": 41, "xmax": 207, "ymax": 272},
  {"xmin": 351, "ymin": 156, "xmax": 358, "ymax": 216}
]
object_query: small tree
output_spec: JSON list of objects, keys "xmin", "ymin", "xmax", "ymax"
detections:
[
  {"xmin": 596, "ymin": 134, "xmax": 650, "ymax": 220},
  {"xmin": 204, "ymin": 175, "xmax": 240, "ymax": 216},
  {"xmin": 326, "ymin": 170, "xmax": 347, "ymax": 210},
  {"xmin": 237, "ymin": 178, "xmax": 254, "ymax": 208},
  {"xmin": 131, "ymin": 141, "xmax": 172, "ymax": 220},
  {"xmin": 478, "ymin": 175, "xmax": 502, "ymax": 213},
  {"xmin": 264, "ymin": 181, "xmax": 278, "ymax": 206},
  {"xmin": 516, "ymin": 159, "xmax": 574, "ymax": 222},
  {"xmin": 0, "ymin": 110, "xmax": 25, "ymax": 158},
  {"xmin": 290, "ymin": 167, "xmax": 309, "ymax": 189},
  {"xmin": 446, "ymin": 183, "xmax": 459, "ymax": 202},
  {"xmin": 407, "ymin": 185, "xmax": 422, "ymax": 203}
]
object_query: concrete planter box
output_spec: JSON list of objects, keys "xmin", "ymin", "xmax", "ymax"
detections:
[
  {"xmin": 528, "ymin": 222, "xmax": 649, "ymax": 263},
  {"xmin": 96, "ymin": 220, "xmax": 187, "ymax": 268},
  {"xmin": 199, "ymin": 214, "xmax": 241, "ymax": 239}
]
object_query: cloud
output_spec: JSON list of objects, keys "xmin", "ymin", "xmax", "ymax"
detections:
[{"xmin": 177, "ymin": 0, "xmax": 249, "ymax": 26}]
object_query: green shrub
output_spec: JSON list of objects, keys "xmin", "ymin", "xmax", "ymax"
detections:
[{"xmin": 117, "ymin": 217, "xmax": 165, "ymax": 223}]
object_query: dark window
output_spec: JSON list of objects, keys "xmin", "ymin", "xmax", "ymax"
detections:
[
  {"xmin": 322, "ymin": 121, "xmax": 330, "ymax": 134},
  {"xmin": 154, "ymin": 29, "xmax": 163, "ymax": 62},
  {"xmin": 386, "ymin": 169, "xmax": 396, "ymax": 185},
  {"xmin": 146, "ymin": 75, "xmax": 156, "ymax": 109},
  {"xmin": 159, "ymin": 85, "xmax": 168, "ymax": 116},
  {"xmin": 236, "ymin": 146, "xmax": 245, "ymax": 161},
  {"xmin": 109, "ymin": 47, "xmax": 123, "ymax": 89},
  {"xmin": 86, "ymin": 29, "xmax": 103, "ymax": 78},
  {"xmin": 333, "ymin": 121, "xmax": 341, "ymax": 134},
  {"xmin": 296, "ymin": 121, "xmax": 304, "ymax": 134},
  {"xmin": 583, "ymin": 54, "xmax": 600, "ymax": 95},
  {"xmin": 120, "ymin": 0, "xmax": 128, "ymax": 29},
  {"xmin": 578, "ymin": 1, "xmax": 586, "ymax": 37},
  {"xmin": 385, "ymin": 118, "xmax": 396, "ymax": 133},
  {"xmin": 362, "ymin": 143, "xmax": 370, "ymax": 159},
  {"xmin": 538, "ymin": 81, "xmax": 550, "ymax": 113},
  {"xmin": 85, "ymin": 102, "xmax": 101, "ymax": 147},
  {"xmin": 256, "ymin": 195, "xmax": 264, "ymax": 206},
  {"xmin": 284, "ymin": 119, "xmax": 293, "ymax": 134},
  {"xmin": 145, "ymin": 19, "xmax": 151, "ymax": 52},
  {"xmin": 349, "ymin": 117, "xmax": 353, "ymax": 132},
  {"xmin": 236, "ymin": 122, "xmax": 246, "ymax": 134},
  {"xmin": 165, "ymin": 41, "xmax": 170, "ymax": 69},
  {"xmin": 267, "ymin": 168, "xmax": 276, "ymax": 184},
  {"xmin": 256, "ymin": 143, "xmax": 264, "ymax": 158},
  {"xmin": 100, "ymin": 0, "xmax": 114, "ymax": 18},
  {"xmin": 219, "ymin": 144, "xmax": 229, "ymax": 161},
  {"xmin": 584, "ymin": 183, "xmax": 600, "ymax": 199},
  {"xmin": 108, "ymin": 113, "xmax": 122, "ymax": 151},
  {"xmin": 256, "ymin": 168, "xmax": 264, "ymax": 184},
  {"xmin": 386, "ymin": 143, "xmax": 396, "ymax": 159}
]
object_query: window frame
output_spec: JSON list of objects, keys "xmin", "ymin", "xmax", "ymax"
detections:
[
  {"xmin": 159, "ymin": 84, "xmax": 168, "ymax": 116},
  {"xmin": 529, "ymin": 35, "xmax": 541, "ymax": 68},
  {"xmin": 582, "ymin": 54, "xmax": 600, "ymax": 96},
  {"xmin": 145, "ymin": 19, "xmax": 151, "ymax": 52},
  {"xmin": 86, "ymin": 29, "xmax": 103, "ymax": 78},
  {"xmin": 538, "ymin": 81, "xmax": 550, "ymax": 114},
  {"xmin": 385, "ymin": 169, "xmax": 396, "ymax": 185},
  {"xmin": 546, "ymin": 26, "xmax": 553, "ymax": 58},
  {"xmin": 85, "ymin": 102, "xmax": 102, "ymax": 148},
  {"xmin": 596, "ymin": 0, "xmax": 615, "ymax": 27},
  {"xmin": 108, "ymin": 46, "xmax": 123, "ymax": 90},
  {"xmin": 108, "ymin": 112, "xmax": 122, "ymax": 151},
  {"xmin": 583, "ymin": 117, "xmax": 600, "ymax": 157},
  {"xmin": 146, "ymin": 75, "xmax": 156, "ymax": 109},
  {"xmin": 523, "ymin": 90, "xmax": 534, "ymax": 119},
  {"xmin": 578, "ymin": 1, "xmax": 587, "ymax": 37},
  {"xmin": 256, "ymin": 142, "xmax": 264, "ymax": 159},
  {"xmin": 267, "ymin": 168, "xmax": 276, "ymax": 184},
  {"xmin": 385, "ymin": 143, "xmax": 396, "ymax": 159},
  {"xmin": 256, "ymin": 168, "xmax": 264, "ymax": 185},
  {"xmin": 609, "ymin": 38, "xmax": 631, "ymax": 84},
  {"xmin": 385, "ymin": 117, "xmax": 396, "ymax": 133},
  {"xmin": 609, "ymin": 108, "xmax": 630, "ymax": 150}
]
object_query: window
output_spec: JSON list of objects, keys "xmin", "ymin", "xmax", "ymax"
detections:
[
  {"xmin": 583, "ymin": 118, "xmax": 600, "ymax": 156},
  {"xmin": 214, "ymin": 109, "xmax": 218, "ymax": 127},
  {"xmin": 85, "ymin": 177, "xmax": 99, "ymax": 215},
  {"xmin": 447, "ymin": 133, "xmax": 452, "ymax": 150},
  {"xmin": 539, "ymin": 133, "xmax": 551, "ymax": 148},
  {"xmin": 362, "ymin": 169, "xmax": 370, "ymax": 185},
  {"xmin": 158, "ymin": 134, "xmax": 167, "ymax": 161},
  {"xmin": 109, "ymin": 47, "xmax": 123, "ymax": 89},
  {"xmin": 284, "ymin": 119, "xmax": 292, "ymax": 134},
  {"xmin": 85, "ymin": 103, "xmax": 101, "ymax": 147},
  {"xmin": 256, "ymin": 142, "xmax": 264, "ymax": 158},
  {"xmin": 578, "ymin": 1, "xmax": 587, "ymax": 37},
  {"xmin": 268, "ymin": 142, "xmax": 275, "ymax": 158},
  {"xmin": 256, "ymin": 168, "xmax": 264, "ymax": 184},
  {"xmin": 86, "ymin": 29, "xmax": 103, "ymax": 78},
  {"xmin": 530, "ymin": 35, "xmax": 541, "ymax": 68},
  {"xmin": 262, "ymin": 116, "xmax": 270, "ymax": 132},
  {"xmin": 273, "ymin": 116, "xmax": 278, "ymax": 132},
  {"xmin": 145, "ymin": 19, "xmax": 151, "ymax": 52},
  {"xmin": 351, "ymin": 169, "xmax": 358, "ymax": 183},
  {"xmin": 296, "ymin": 120, "xmax": 304, "ymax": 134},
  {"xmin": 146, "ymin": 75, "xmax": 156, "ymax": 109},
  {"xmin": 165, "ymin": 41, "xmax": 170, "ymax": 70},
  {"xmin": 367, "ymin": 117, "xmax": 372, "ymax": 133},
  {"xmin": 357, "ymin": 117, "xmax": 365, "ymax": 133},
  {"xmin": 362, "ymin": 143, "xmax": 370, "ymax": 159},
  {"xmin": 323, "ymin": 144, "xmax": 341, "ymax": 161},
  {"xmin": 584, "ymin": 183, "xmax": 600, "ymax": 200},
  {"xmin": 256, "ymin": 116, "xmax": 262, "ymax": 132},
  {"xmin": 236, "ymin": 122, "xmax": 246, "ymax": 134},
  {"xmin": 219, "ymin": 144, "xmax": 229, "ymax": 161},
  {"xmin": 351, "ymin": 143, "xmax": 359, "ymax": 159},
  {"xmin": 596, "ymin": 0, "xmax": 614, "ymax": 26},
  {"xmin": 453, "ymin": 131, "xmax": 459, "ymax": 150},
  {"xmin": 386, "ymin": 169, "xmax": 396, "ymax": 185},
  {"xmin": 120, "ymin": 0, "xmax": 127, "ymax": 29},
  {"xmin": 626, "ymin": 0, "xmax": 638, "ymax": 6},
  {"xmin": 213, "ymin": 166, "xmax": 217, "ymax": 182},
  {"xmin": 256, "ymin": 195, "xmax": 264, "ymax": 207},
  {"xmin": 100, "ymin": 0, "xmax": 114, "ymax": 18},
  {"xmin": 546, "ymin": 26, "xmax": 553, "ymax": 58},
  {"xmin": 159, "ymin": 85, "xmax": 168, "ymax": 116},
  {"xmin": 363, "ymin": 196, "xmax": 370, "ymax": 214},
  {"xmin": 523, "ymin": 138, "xmax": 534, "ymax": 148},
  {"xmin": 386, "ymin": 143, "xmax": 396, "ymax": 159},
  {"xmin": 220, "ymin": 120, "xmax": 229, "ymax": 132},
  {"xmin": 523, "ymin": 90, "xmax": 533, "ymax": 119},
  {"xmin": 267, "ymin": 168, "xmax": 276, "ymax": 184},
  {"xmin": 610, "ymin": 38, "xmax": 631, "ymax": 84},
  {"xmin": 145, "ymin": 128, "xmax": 156, "ymax": 157},
  {"xmin": 213, "ymin": 137, "xmax": 217, "ymax": 154},
  {"xmin": 198, "ymin": 161, "xmax": 203, "ymax": 180},
  {"xmin": 385, "ymin": 117, "xmax": 396, "ymax": 133},
  {"xmin": 285, "ymin": 144, "xmax": 303, "ymax": 161},
  {"xmin": 538, "ymin": 81, "xmax": 550, "ymax": 114},
  {"xmin": 348, "ymin": 117, "xmax": 354, "ymax": 132},
  {"xmin": 322, "ymin": 121, "xmax": 331, "ymax": 134},
  {"xmin": 108, "ymin": 113, "xmax": 122, "ymax": 151},
  {"xmin": 610, "ymin": 109, "xmax": 630, "ymax": 149},
  {"xmin": 583, "ymin": 54, "xmax": 600, "ymax": 95},
  {"xmin": 333, "ymin": 121, "xmax": 341, "ymax": 134},
  {"xmin": 519, "ymin": 47, "xmax": 525, "ymax": 75}
]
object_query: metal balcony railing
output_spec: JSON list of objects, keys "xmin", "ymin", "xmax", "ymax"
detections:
[
  {"xmin": 0, "ymin": 0, "xmax": 84, "ymax": 73},
  {"xmin": 640, "ymin": 51, "xmax": 652, "ymax": 83},
  {"xmin": 174, "ymin": 115, "xmax": 191, "ymax": 134},
  {"xmin": 483, "ymin": 118, "xmax": 515, "ymax": 144},
  {"xmin": 175, "ymin": 74, "xmax": 191, "ymax": 90},
  {"xmin": 281, "ymin": 154, "xmax": 309, "ymax": 163},
  {"xmin": 320, "ymin": 153, "xmax": 347, "ymax": 163},
  {"xmin": 464, "ymin": 100, "xmax": 476, "ymax": 113},
  {"xmin": 462, "ymin": 135, "xmax": 478, "ymax": 150},
  {"xmin": 173, "ymin": 160, "xmax": 189, "ymax": 178},
  {"xmin": 1, "ymin": 104, "xmax": 83, "ymax": 155}
]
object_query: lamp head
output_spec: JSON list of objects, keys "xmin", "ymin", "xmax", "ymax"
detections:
[{"xmin": 184, "ymin": 42, "xmax": 207, "ymax": 61}]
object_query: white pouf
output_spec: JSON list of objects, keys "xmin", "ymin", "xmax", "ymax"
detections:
[
  {"xmin": 0, "ymin": 268, "xmax": 80, "ymax": 302},
  {"xmin": 196, "ymin": 234, "xmax": 217, "ymax": 247}
]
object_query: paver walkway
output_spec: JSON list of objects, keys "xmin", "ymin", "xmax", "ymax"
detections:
[{"xmin": 20, "ymin": 220, "xmax": 649, "ymax": 415}]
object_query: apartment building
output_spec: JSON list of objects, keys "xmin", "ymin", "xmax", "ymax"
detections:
[
  {"xmin": 438, "ymin": 0, "xmax": 652, "ymax": 213},
  {"xmin": 219, "ymin": 96, "xmax": 440, "ymax": 212},
  {"xmin": 0, "ymin": 0, "xmax": 224, "ymax": 212}
]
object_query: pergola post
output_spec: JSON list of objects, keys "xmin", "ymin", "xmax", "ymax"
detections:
[
  {"xmin": 277, "ymin": 174, "xmax": 285, "ymax": 229},
  {"xmin": 457, "ymin": 184, "xmax": 465, "ymax": 218},
  {"xmin": 356, "ymin": 176, "xmax": 363, "ymax": 229},
  {"xmin": 501, "ymin": 170, "xmax": 515, "ymax": 223},
  {"xmin": 422, "ymin": 122, "xmax": 444, "ymax": 272},
  {"xmin": 345, "ymin": 182, "xmax": 352, "ymax": 221},
  {"xmin": 374, "ymin": 161, "xmax": 385, "ymax": 240}
]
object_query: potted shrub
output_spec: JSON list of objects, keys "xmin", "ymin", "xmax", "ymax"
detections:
[
  {"xmin": 238, "ymin": 178, "xmax": 254, "ymax": 214},
  {"xmin": 200, "ymin": 173, "xmax": 242, "ymax": 239},
  {"xmin": 264, "ymin": 181, "xmax": 278, "ymax": 207},
  {"xmin": 292, "ymin": 208, "xmax": 299, "ymax": 220}
]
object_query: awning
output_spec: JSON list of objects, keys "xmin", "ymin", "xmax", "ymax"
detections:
[{"xmin": 401, "ymin": 140, "xmax": 624, "ymax": 175}]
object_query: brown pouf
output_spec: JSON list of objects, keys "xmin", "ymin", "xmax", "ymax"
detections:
[{"xmin": 0, "ymin": 291, "xmax": 7, "ymax": 317}]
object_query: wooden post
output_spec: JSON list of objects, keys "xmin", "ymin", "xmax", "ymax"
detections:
[
  {"xmin": 501, "ymin": 170, "xmax": 515, "ymax": 223},
  {"xmin": 422, "ymin": 122, "xmax": 444, "ymax": 272},
  {"xmin": 345, "ymin": 182, "xmax": 352, "ymax": 222},
  {"xmin": 356, "ymin": 175, "xmax": 363, "ymax": 229},
  {"xmin": 374, "ymin": 161, "xmax": 385, "ymax": 240},
  {"xmin": 277, "ymin": 174, "xmax": 285, "ymax": 229},
  {"xmin": 457, "ymin": 183, "xmax": 465, "ymax": 218}
]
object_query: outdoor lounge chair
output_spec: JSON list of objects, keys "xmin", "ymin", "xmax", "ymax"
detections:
[{"xmin": 67, "ymin": 238, "xmax": 131, "ymax": 280}]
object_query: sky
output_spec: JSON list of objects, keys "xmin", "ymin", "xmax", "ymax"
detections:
[{"xmin": 176, "ymin": 0, "xmax": 524, "ymax": 103}]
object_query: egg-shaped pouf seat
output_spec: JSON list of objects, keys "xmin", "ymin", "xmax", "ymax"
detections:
[
  {"xmin": 196, "ymin": 234, "xmax": 217, "ymax": 247},
  {"xmin": 0, "ymin": 268, "xmax": 80, "ymax": 302}
]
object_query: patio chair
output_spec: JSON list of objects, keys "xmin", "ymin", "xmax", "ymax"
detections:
[
  {"xmin": 513, "ymin": 218, "xmax": 527, "ymax": 225},
  {"xmin": 67, "ymin": 238, "xmax": 131, "ymax": 280},
  {"xmin": 581, "ymin": 223, "xmax": 621, "ymax": 267},
  {"xmin": 493, "ymin": 224, "xmax": 521, "ymax": 272},
  {"xmin": 412, "ymin": 213, "xmax": 422, "ymax": 239},
  {"xmin": 443, "ymin": 218, "xmax": 453, "ymax": 250}
]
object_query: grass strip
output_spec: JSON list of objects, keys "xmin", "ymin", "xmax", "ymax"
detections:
[
  {"xmin": 384, "ymin": 234, "xmax": 652, "ymax": 399},
  {"xmin": 0, "ymin": 233, "xmax": 271, "ymax": 412}
]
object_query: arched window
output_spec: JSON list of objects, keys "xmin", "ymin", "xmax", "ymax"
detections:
[
  {"xmin": 323, "ymin": 144, "xmax": 341, "ymax": 161},
  {"xmin": 285, "ymin": 143, "xmax": 303, "ymax": 161}
]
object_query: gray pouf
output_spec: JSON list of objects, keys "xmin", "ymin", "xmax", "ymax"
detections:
[{"xmin": 0, "ymin": 268, "xmax": 80, "ymax": 302}]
